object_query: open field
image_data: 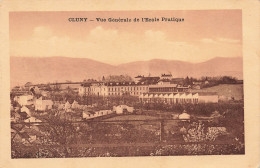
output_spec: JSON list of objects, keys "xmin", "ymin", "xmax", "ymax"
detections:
[
  {"xmin": 197, "ymin": 84, "xmax": 243, "ymax": 101},
  {"xmin": 105, "ymin": 115, "xmax": 159, "ymax": 121}
]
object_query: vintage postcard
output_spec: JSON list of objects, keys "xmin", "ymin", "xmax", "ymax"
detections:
[{"xmin": 0, "ymin": 0, "xmax": 259, "ymax": 168}]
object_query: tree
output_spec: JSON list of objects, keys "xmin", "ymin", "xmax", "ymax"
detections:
[
  {"xmin": 184, "ymin": 76, "xmax": 190, "ymax": 85},
  {"xmin": 53, "ymin": 83, "xmax": 61, "ymax": 92},
  {"xmin": 190, "ymin": 77, "xmax": 194, "ymax": 85},
  {"xmin": 24, "ymin": 82, "xmax": 32, "ymax": 87},
  {"xmin": 45, "ymin": 84, "xmax": 52, "ymax": 92},
  {"xmin": 102, "ymin": 76, "xmax": 105, "ymax": 81},
  {"xmin": 40, "ymin": 111, "xmax": 81, "ymax": 157}
]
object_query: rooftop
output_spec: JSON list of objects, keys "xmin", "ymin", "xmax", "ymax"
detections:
[
  {"xmin": 161, "ymin": 73, "xmax": 173, "ymax": 77},
  {"xmin": 149, "ymin": 83, "xmax": 178, "ymax": 88}
]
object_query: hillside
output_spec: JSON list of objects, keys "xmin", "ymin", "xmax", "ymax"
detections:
[
  {"xmin": 198, "ymin": 84, "xmax": 244, "ymax": 101},
  {"xmin": 10, "ymin": 57, "xmax": 117, "ymax": 86},
  {"xmin": 118, "ymin": 57, "xmax": 243, "ymax": 78},
  {"xmin": 10, "ymin": 56, "xmax": 243, "ymax": 86}
]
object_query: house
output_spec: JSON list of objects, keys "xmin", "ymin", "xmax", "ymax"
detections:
[
  {"xmin": 77, "ymin": 104, "xmax": 85, "ymax": 110},
  {"xmin": 139, "ymin": 92, "xmax": 219, "ymax": 104},
  {"xmin": 58, "ymin": 104, "xmax": 65, "ymax": 110},
  {"xmin": 99, "ymin": 110, "xmax": 113, "ymax": 115},
  {"xmin": 34, "ymin": 97, "xmax": 53, "ymax": 111},
  {"xmin": 178, "ymin": 110, "xmax": 190, "ymax": 120},
  {"xmin": 16, "ymin": 95, "xmax": 34, "ymax": 106},
  {"xmin": 64, "ymin": 101, "xmax": 71, "ymax": 111},
  {"xmin": 24, "ymin": 116, "xmax": 42, "ymax": 124},
  {"xmin": 82, "ymin": 109, "xmax": 113, "ymax": 120},
  {"xmin": 79, "ymin": 80, "xmax": 152, "ymax": 97},
  {"xmin": 41, "ymin": 91, "xmax": 49, "ymax": 97},
  {"xmin": 113, "ymin": 105, "xmax": 134, "ymax": 114},
  {"xmin": 160, "ymin": 73, "xmax": 173, "ymax": 80},
  {"xmin": 193, "ymin": 81, "xmax": 202, "ymax": 85},
  {"xmin": 21, "ymin": 106, "xmax": 31, "ymax": 117},
  {"xmin": 13, "ymin": 96, "xmax": 19, "ymax": 102},
  {"xmin": 139, "ymin": 92, "xmax": 199, "ymax": 104},
  {"xmin": 104, "ymin": 82, "xmax": 149, "ymax": 97},
  {"xmin": 78, "ymin": 83, "xmax": 91, "ymax": 96},
  {"xmin": 82, "ymin": 111, "xmax": 93, "ymax": 119},
  {"xmin": 204, "ymin": 80, "xmax": 209, "ymax": 84},
  {"xmin": 71, "ymin": 100, "xmax": 79, "ymax": 109},
  {"xmin": 29, "ymin": 86, "xmax": 40, "ymax": 95},
  {"xmin": 134, "ymin": 75, "xmax": 144, "ymax": 83},
  {"xmin": 171, "ymin": 114, "xmax": 179, "ymax": 119}
]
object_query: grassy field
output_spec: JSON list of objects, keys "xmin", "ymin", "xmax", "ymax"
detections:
[
  {"xmin": 197, "ymin": 84, "xmax": 243, "ymax": 101},
  {"xmin": 105, "ymin": 114, "xmax": 159, "ymax": 121}
]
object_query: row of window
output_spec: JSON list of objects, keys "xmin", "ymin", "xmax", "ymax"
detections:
[
  {"xmin": 141, "ymin": 98, "xmax": 199, "ymax": 103},
  {"xmin": 80, "ymin": 86, "xmax": 149, "ymax": 92},
  {"xmin": 108, "ymin": 86, "xmax": 148, "ymax": 92},
  {"xmin": 149, "ymin": 87, "xmax": 176, "ymax": 92},
  {"xmin": 108, "ymin": 91, "xmax": 144, "ymax": 96}
]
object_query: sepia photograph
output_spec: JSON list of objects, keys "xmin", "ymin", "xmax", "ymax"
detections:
[{"xmin": 9, "ymin": 10, "xmax": 245, "ymax": 158}]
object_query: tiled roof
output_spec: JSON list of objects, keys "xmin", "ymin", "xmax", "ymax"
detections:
[
  {"xmin": 161, "ymin": 74, "xmax": 172, "ymax": 77},
  {"xmin": 149, "ymin": 84, "xmax": 178, "ymax": 88},
  {"xmin": 104, "ymin": 82, "xmax": 150, "ymax": 86}
]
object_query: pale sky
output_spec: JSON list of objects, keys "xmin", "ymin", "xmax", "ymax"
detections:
[{"xmin": 9, "ymin": 10, "xmax": 242, "ymax": 65}]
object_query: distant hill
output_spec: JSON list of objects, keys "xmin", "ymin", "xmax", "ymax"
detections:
[
  {"xmin": 10, "ymin": 56, "xmax": 243, "ymax": 86},
  {"xmin": 118, "ymin": 57, "xmax": 243, "ymax": 79}
]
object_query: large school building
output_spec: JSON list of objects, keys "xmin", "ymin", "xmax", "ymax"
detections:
[
  {"xmin": 79, "ymin": 81, "xmax": 151, "ymax": 97},
  {"xmin": 78, "ymin": 74, "xmax": 219, "ymax": 104}
]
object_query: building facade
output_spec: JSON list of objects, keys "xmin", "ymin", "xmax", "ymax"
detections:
[
  {"xmin": 34, "ymin": 97, "xmax": 53, "ymax": 111},
  {"xmin": 77, "ymin": 75, "xmax": 218, "ymax": 104},
  {"xmin": 139, "ymin": 92, "xmax": 218, "ymax": 104},
  {"xmin": 79, "ymin": 82, "xmax": 150, "ymax": 97},
  {"xmin": 15, "ymin": 95, "xmax": 34, "ymax": 106}
]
